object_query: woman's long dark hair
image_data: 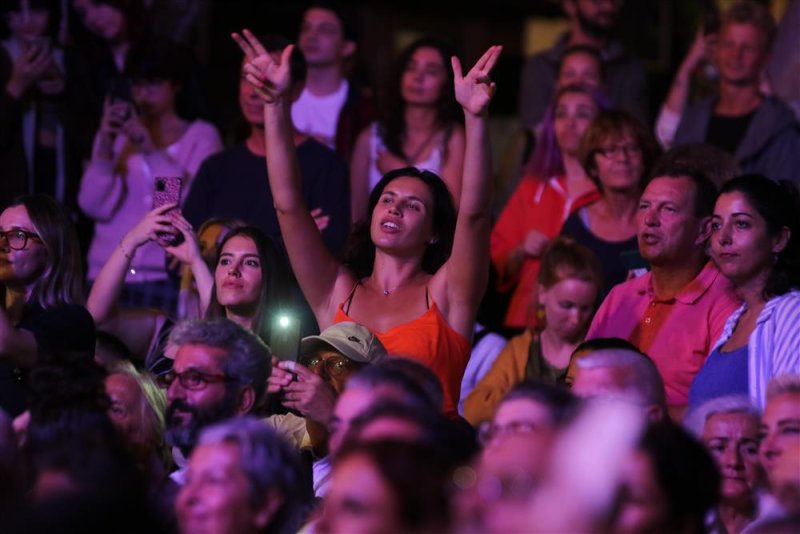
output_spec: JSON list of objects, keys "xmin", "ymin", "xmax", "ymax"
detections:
[
  {"xmin": 718, "ymin": 174, "xmax": 800, "ymax": 299},
  {"xmin": 342, "ymin": 167, "xmax": 457, "ymax": 278},
  {"xmin": 380, "ymin": 37, "xmax": 462, "ymax": 162},
  {"xmin": 205, "ymin": 226, "xmax": 291, "ymax": 343}
]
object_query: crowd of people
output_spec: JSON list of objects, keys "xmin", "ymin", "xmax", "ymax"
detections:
[{"xmin": 1, "ymin": 0, "xmax": 799, "ymax": 532}]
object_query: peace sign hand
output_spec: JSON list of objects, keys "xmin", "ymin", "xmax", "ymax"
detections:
[
  {"xmin": 452, "ymin": 45, "xmax": 503, "ymax": 116},
  {"xmin": 231, "ymin": 29, "xmax": 294, "ymax": 104}
]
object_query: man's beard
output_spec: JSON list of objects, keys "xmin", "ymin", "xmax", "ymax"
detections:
[
  {"xmin": 576, "ymin": 8, "xmax": 617, "ymax": 40},
  {"xmin": 165, "ymin": 391, "xmax": 240, "ymax": 456}
]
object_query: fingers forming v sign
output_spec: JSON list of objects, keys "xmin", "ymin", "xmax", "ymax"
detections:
[
  {"xmin": 452, "ymin": 45, "xmax": 503, "ymax": 116},
  {"xmin": 231, "ymin": 29, "xmax": 294, "ymax": 104}
]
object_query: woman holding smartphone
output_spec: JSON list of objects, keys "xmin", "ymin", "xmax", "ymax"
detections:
[
  {"xmin": 79, "ymin": 38, "xmax": 221, "ymax": 313},
  {"xmin": 234, "ymin": 30, "xmax": 501, "ymax": 417}
]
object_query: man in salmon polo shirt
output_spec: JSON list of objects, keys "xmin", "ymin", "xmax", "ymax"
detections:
[{"xmin": 585, "ymin": 152, "xmax": 740, "ymax": 420}]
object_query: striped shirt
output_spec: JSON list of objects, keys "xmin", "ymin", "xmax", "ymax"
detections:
[{"xmin": 710, "ymin": 291, "xmax": 800, "ymax": 410}]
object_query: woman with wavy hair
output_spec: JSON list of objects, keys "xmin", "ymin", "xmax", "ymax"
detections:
[{"xmin": 0, "ymin": 194, "xmax": 95, "ymax": 416}]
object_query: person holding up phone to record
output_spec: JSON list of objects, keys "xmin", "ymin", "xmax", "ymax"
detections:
[{"xmin": 79, "ymin": 38, "xmax": 222, "ymax": 313}]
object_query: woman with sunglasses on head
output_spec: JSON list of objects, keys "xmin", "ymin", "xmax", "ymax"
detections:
[
  {"xmin": 0, "ymin": 195, "xmax": 95, "ymax": 417},
  {"xmin": 689, "ymin": 174, "xmax": 800, "ymax": 410},
  {"xmin": 234, "ymin": 29, "xmax": 501, "ymax": 418}
]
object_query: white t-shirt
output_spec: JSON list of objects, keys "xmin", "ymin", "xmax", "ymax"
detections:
[{"xmin": 291, "ymin": 80, "xmax": 349, "ymax": 149}]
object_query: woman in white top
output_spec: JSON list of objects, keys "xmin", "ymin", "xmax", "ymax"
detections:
[
  {"xmin": 79, "ymin": 39, "xmax": 221, "ymax": 312},
  {"xmin": 349, "ymin": 37, "xmax": 465, "ymax": 222}
]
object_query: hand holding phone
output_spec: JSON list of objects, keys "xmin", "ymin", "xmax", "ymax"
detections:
[
  {"xmin": 270, "ymin": 312, "xmax": 301, "ymax": 362},
  {"xmin": 153, "ymin": 177, "xmax": 184, "ymax": 246}
]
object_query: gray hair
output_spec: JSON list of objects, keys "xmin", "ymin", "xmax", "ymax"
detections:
[
  {"xmin": 766, "ymin": 374, "xmax": 800, "ymax": 400},
  {"xmin": 683, "ymin": 395, "xmax": 760, "ymax": 438},
  {"xmin": 345, "ymin": 358, "xmax": 442, "ymax": 411},
  {"xmin": 576, "ymin": 348, "xmax": 667, "ymax": 408},
  {"xmin": 169, "ymin": 319, "xmax": 271, "ymax": 405},
  {"xmin": 198, "ymin": 417, "xmax": 309, "ymax": 534}
]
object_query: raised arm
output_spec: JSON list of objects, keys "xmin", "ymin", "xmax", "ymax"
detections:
[
  {"xmin": 433, "ymin": 46, "xmax": 502, "ymax": 337},
  {"xmin": 232, "ymin": 30, "xmax": 348, "ymax": 324}
]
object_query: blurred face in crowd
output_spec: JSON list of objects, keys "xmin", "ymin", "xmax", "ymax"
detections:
[
  {"xmin": 401, "ymin": 46, "xmax": 448, "ymax": 107},
  {"xmin": 106, "ymin": 373, "xmax": 148, "ymax": 447},
  {"xmin": 567, "ymin": 0, "xmax": 621, "ymax": 37},
  {"xmin": 370, "ymin": 176, "xmax": 436, "ymax": 258},
  {"xmin": 131, "ymin": 79, "xmax": 178, "ymax": 119},
  {"xmin": 637, "ymin": 176, "xmax": 708, "ymax": 267},
  {"xmin": 0, "ymin": 205, "xmax": 48, "ymax": 289},
  {"xmin": 702, "ymin": 412, "xmax": 762, "ymax": 504},
  {"xmin": 483, "ymin": 397, "xmax": 559, "ymax": 449},
  {"xmin": 557, "ymin": 51, "xmax": 602, "ymax": 89},
  {"xmin": 710, "ymin": 191, "xmax": 786, "ymax": 287},
  {"xmin": 215, "ymin": 235, "xmax": 263, "ymax": 316},
  {"xmin": 554, "ymin": 90, "xmax": 598, "ymax": 157},
  {"xmin": 165, "ymin": 343, "xmax": 240, "ymax": 454},
  {"xmin": 7, "ymin": 0, "xmax": 50, "ymax": 42},
  {"xmin": 198, "ymin": 223, "xmax": 227, "ymax": 267},
  {"xmin": 611, "ymin": 449, "xmax": 670, "ymax": 534},
  {"xmin": 298, "ymin": 7, "xmax": 354, "ymax": 68},
  {"xmin": 318, "ymin": 453, "xmax": 399, "ymax": 534},
  {"xmin": 592, "ymin": 131, "xmax": 644, "ymax": 193},
  {"xmin": 456, "ymin": 433, "xmax": 549, "ymax": 534},
  {"xmin": 716, "ymin": 22, "xmax": 769, "ymax": 86},
  {"xmin": 177, "ymin": 442, "xmax": 275, "ymax": 534},
  {"xmin": 73, "ymin": 0, "xmax": 126, "ymax": 43},
  {"xmin": 355, "ymin": 415, "xmax": 425, "ymax": 444},
  {"xmin": 239, "ymin": 58, "xmax": 266, "ymax": 127},
  {"xmin": 538, "ymin": 276, "xmax": 597, "ymax": 343},
  {"xmin": 759, "ymin": 392, "xmax": 800, "ymax": 490}
]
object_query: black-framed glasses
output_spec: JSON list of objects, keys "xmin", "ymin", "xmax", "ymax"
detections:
[
  {"xmin": 156, "ymin": 369, "xmax": 232, "ymax": 390},
  {"xmin": 596, "ymin": 143, "xmax": 642, "ymax": 159},
  {"xmin": 0, "ymin": 229, "xmax": 42, "ymax": 250},
  {"xmin": 302, "ymin": 355, "xmax": 353, "ymax": 377}
]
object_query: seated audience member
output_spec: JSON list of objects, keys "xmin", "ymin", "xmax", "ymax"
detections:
[
  {"xmin": 349, "ymin": 37, "xmax": 465, "ymax": 222},
  {"xmin": 673, "ymin": 1, "xmax": 800, "ymax": 186},
  {"xmin": 176, "ymin": 417, "xmax": 310, "ymax": 534},
  {"xmin": 690, "ymin": 175, "xmax": 800, "ymax": 410},
  {"xmin": 318, "ymin": 440, "xmax": 452, "ymax": 534},
  {"xmin": 344, "ymin": 399, "xmax": 450, "ymax": 449},
  {"xmin": 608, "ymin": 422, "xmax": 720, "ymax": 534},
  {"xmin": 183, "ymin": 34, "xmax": 350, "ymax": 257},
  {"xmin": 648, "ymin": 142, "xmax": 739, "ymax": 190},
  {"xmin": 756, "ymin": 375, "xmax": 800, "ymax": 521},
  {"xmin": 477, "ymin": 381, "xmax": 578, "ymax": 448},
  {"xmin": 160, "ymin": 318, "xmax": 271, "ymax": 483},
  {"xmin": 561, "ymin": 110, "xmax": 658, "ymax": 298},
  {"xmin": 265, "ymin": 321, "xmax": 387, "ymax": 451},
  {"xmin": 88, "ymin": 216, "xmax": 289, "ymax": 365},
  {"xmin": 491, "ymin": 85, "xmax": 607, "ymax": 328},
  {"xmin": 0, "ymin": 195, "xmax": 96, "ymax": 417},
  {"xmin": 571, "ymin": 346, "xmax": 667, "ymax": 422},
  {"xmin": 465, "ymin": 238, "xmax": 601, "ymax": 425},
  {"xmin": 563, "ymin": 336, "xmax": 641, "ymax": 387},
  {"xmin": 587, "ymin": 151, "xmax": 740, "ymax": 416},
  {"xmin": 292, "ymin": 1, "xmax": 374, "ymax": 159},
  {"xmin": 684, "ymin": 395, "xmax": 762, "ymax": 534},
  {"xmin": 105, "ymin": 361, "xmax": 176, "ymax": 526},
  {"xmin": 233, "ymin": 29, "xmax": 501, "ymax": 418},
  {"xmin": 517, "ymin": 0, "xmax": 648, "ymax": 128}
]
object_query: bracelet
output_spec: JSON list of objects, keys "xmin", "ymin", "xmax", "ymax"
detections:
[{"xmin": 118, "ymin": 242, "xmax": 133, "ymax": 260}]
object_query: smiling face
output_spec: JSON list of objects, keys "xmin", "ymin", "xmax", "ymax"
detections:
[
  {"xmin": 401, "ymin": 46, "xmax": 448, "ymax": 107},
  {"xmin": 710, "ymin": 191, "xmax": 786, "ymax": 287},
  {"xmin": 215, "ymin": 235, "xmax": 263, "ymax": 314},
  {"xmin": 177, "ymin": 442, "xmax": 265, "ymax": 534},
  {"xmin": 554, "ymin": 91, "xmax": 599, "ymax": 157},
  {"xmin": 702, "ymin": 412, "xmax": 762, "ymax": 504},
  {"xmin": 539, "ymin": 277, "xmax": 597, "ymax": 343},
  {"xmin": 637, "ymin": 176, "xmax": 707, "ymax": 267},
  {"xmin": 370, "ymin": 176, "xmax": 435, "ymax": 257},
  {"xmin": 0, "ymin": 204, "xmax": 48, "ymax": 289},
  {"xmin": 716, "ymin": 22, "xmax": 769, "ymax": 87}
]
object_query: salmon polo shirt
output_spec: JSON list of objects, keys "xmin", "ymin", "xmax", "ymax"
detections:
[{"xmin": 586, "ymin": 262, "xmax": 740, "ymax": 406}]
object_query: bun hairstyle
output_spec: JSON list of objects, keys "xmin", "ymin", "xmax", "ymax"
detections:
[{"xmin": 719, "ymin": 174, "xmax": 800, "ymax": 299}]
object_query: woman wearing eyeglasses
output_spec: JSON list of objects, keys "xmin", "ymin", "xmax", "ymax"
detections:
[
  {"xmin": 560, "ymin": 110, "xmax": 659, "ymax": 299},
  {"xmin": 0, "ymin": 195, "xmax": 95, "ymax": 417}
]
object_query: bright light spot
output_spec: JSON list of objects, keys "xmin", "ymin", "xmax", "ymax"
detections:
[{"xmin": 278, "ymin": 315, "xmax": 290, "ymax": 328}]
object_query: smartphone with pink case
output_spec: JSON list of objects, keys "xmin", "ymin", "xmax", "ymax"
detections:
[{"xmin": 152, "ymin": 176, "xmax": 183, "ymax": 246}]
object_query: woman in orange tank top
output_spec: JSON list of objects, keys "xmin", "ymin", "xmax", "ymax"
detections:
[{"xmin": 233, "ymin": 30, "xmax": 501, "ymax": 417}]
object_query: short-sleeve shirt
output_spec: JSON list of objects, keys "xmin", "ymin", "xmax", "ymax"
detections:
[{"xmin": 586, "ymin": 262, "xmax": 740, "ymax": 406}]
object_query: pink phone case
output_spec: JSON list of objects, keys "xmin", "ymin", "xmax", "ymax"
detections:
[{"xmin": 153, "ymin": 177, "xmax": 183, "ymax": 245}]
